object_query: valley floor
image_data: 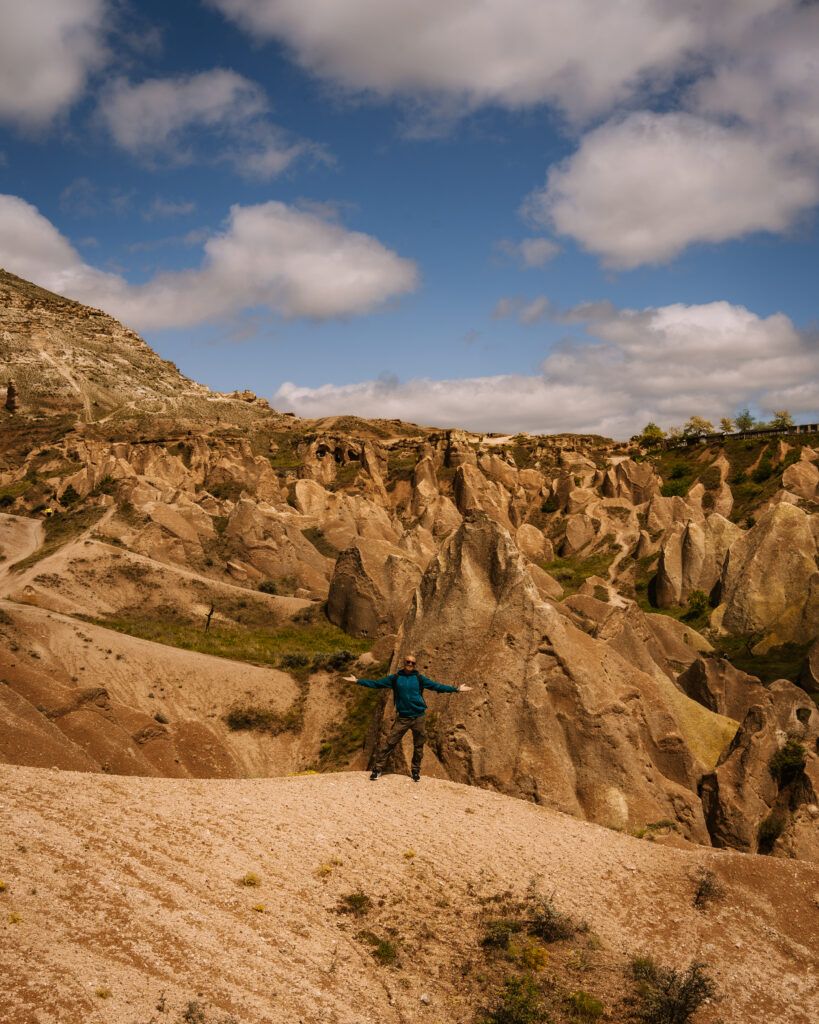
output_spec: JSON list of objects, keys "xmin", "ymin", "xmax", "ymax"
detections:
[{"xmin": 1, "ymin": 766, "xmax": 816, "ymax": 1024}]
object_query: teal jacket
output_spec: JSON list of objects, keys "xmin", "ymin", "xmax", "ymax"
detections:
[{"xmin": 357, "ymin": 669, "xmax": 459, "ymax": 718}]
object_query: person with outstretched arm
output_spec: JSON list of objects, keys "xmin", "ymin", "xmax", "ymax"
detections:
[{"xmin": 344, "ymin": 654, "xmax": 471, "ymax": 782}]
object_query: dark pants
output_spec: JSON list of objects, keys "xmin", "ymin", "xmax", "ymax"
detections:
[{"xmin": 374, "ymin": 714, "xmax": 426, "ymax": 772}]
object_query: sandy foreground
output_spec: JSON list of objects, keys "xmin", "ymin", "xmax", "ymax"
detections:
[{"xmin": 1, "ymin": 766, "xmax": 817, "ymax": 1024}]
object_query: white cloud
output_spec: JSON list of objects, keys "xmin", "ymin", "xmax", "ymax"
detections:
[
  {"xmin": 207, "ymin": 0, "xmax": 782, "ymax": 122},
  {"xmin": 274, "ymin": 300, "xmax": 819, "ymax": 437},
  {"xmin": 0, "ymin": 193, "xmax": 418, "ymax": 329},
  {"xmin": 0, "ymin": 0, "xmax": 108, "ymax": 127},
  {"xmin": 528, "ymin": 112, "xmax": 819, "ymax": 268},
  {"xmin": 498, "ymin": 237, "xmax": 559, "ymax": 268},
  {"xmin": 142, "ymin": 198, "xmax": 197, "ymax": 221},
  {"xmin": 492, "ymin": 295, "xmax": 550, "ymax": 325},
  {"xmin": 97, "ymin": 70, "xmax": 321, "ymax": 178}
]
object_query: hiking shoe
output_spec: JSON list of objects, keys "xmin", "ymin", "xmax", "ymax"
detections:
[
  {"xmin": 369, "ymin": 770, "xmax": 382, "ymax": 781},
  {"xmin": 411, "ymin": 770, "xmax": 421, "ymax": 782}
]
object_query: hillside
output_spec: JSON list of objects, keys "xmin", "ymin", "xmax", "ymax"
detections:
[
  {"xmin": 2, "ymin": 270, "xmax": 818, "ymax": 859},
  {"xmin": 2, "ymin": 766, "xmax": 817, "ymax": 1024}
]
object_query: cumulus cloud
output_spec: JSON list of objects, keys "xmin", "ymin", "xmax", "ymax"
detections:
[
  {"xmin": 527, "ymin": 111, "xmax": 819, "ymax": 267},
  {"xmin": 0, "ymin": 193, "xmax": 418, "ymax": 329},
  {"xmin": 492, "ymin": 295, "xmax": 550, "ymax": 325},
  {"xmin": 97, "ymin": 69, "xmax": 322, "ymax": 177},
  {"xmin": 274, "ymin": 300, "xmax": 819, "ymax": 437},
  {"xmin": 523, "ymin": 3, "xmax": 819, "ymax": 266},
  {"xmin": 208, "ymin": 0, "xmax": 782, "ymax": 122},
  {"xmin": 497, "ymin": 237, "xmax": 559, "ymax": 268},
  {"xmin": 0, "ymin": 0, "xmax": 108, "ymax": 128}
]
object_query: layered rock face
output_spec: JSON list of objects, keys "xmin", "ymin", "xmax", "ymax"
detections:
[
  {"xmin": 4, "ymin": 269, "xmax": 819, "ymax": 866},
  {"xmin": 701, "ymin": 680, "xmax": 818, "ymax": 860},
  {"xmin": 395, "ymin": 514, "xmax": 735, "ymax": 839},
  {"xmin": 715, "ymin": 503, "xmax": 819, "ymax": 647}
]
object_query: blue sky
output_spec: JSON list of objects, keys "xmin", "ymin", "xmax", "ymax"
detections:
[{"xmin": 1, "ymin": 0, "xmax": 818, "ymax": 438}]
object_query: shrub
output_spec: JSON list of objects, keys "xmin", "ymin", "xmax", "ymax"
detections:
[
  {"xmin": 481, "ymin": 918, "xmax": 526, "ymax": 949},
  {"xmin": 567, "ymin": 990, "xmax": 604, "ymax": 1021},
  {"xmin": 337, "ymin": 891, "xmax": 372, "ymax": 917},
  {"xmin": 480, "ymin": 976, "xmax": 545, "ymax": 1024},
  {"xmin": 60, "ymin": 484, "xmax": 81, "ymax": 507},
  {"xmin": 224, "ymin": 704, "xmax": 282, "ymax": 732},
  {"xmin": 527, "ymin": 894, "xmax": 583, "ymax": 943},
  {"xmin": 631, "ymin": 957, "xmax": 715, "ymax": 1024},
  {"xmin": 356, "ymin": 930, "xmax": 399, "ymax": 966},
  {"xmin": 258, "ymin": 580, "xmax": 278, "ymax": 595},
  {"xmin": 182, "ymin": 1001, "xmax": 207, "ymax": 1024},
  {"xmin": 683, "ymin": 590, "xmax": 709, "ymax": 622},
  {"xmin": 768, "ymin": 740, "xmax": 807, "ymax": 787},
  {"xmin": 280, "ymin": 652, "xmax": 310, "ymax": 670},
  {"xmin": 757, "ymin": 810, "xmax": 787, "ymax": 854},
  {"xmin": 237, "ymin": 872, "xmax": 261, "ymax": 887},
  {"xmin": 751, "ymin": 455, "xmax": 773, "ymax": 483},
  {"xmin": 692, "ymin": 869, "xmax": 723, "ymax": 910}
]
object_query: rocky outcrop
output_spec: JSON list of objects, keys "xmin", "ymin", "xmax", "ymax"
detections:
[
  {"xmin": 453, "ymin": 462, "xmax": 514, "ymax": 529},
  {"xmin": 326, "ymin": 539, "xmax": 424, "ymax": 637},
  {"xmin": 701, "ymin": 680, "xmax": 818, "ymax": 858},
  {"xmin": 715, "ymin": 503, "xmax": 819, "ymax": 647},
  {"xmin": 601, "ymin": 457, "xmax": 659, "ymax": 505},
  {"xmin": 655, "ymin": 514, "xmax": 743, "ymax": 608},
  {"xmin": 677, "ymin": 657, "xmax": 767, "ymax": 721},
  {"xmin": 4, "ymin": 379, "xmax": 17, "ymax": 413},
  {"xmin": 782, "ymin": 455, "xmax": 819, "ymax": 501},
  {"xmin": 394, "ymin": 514, "xmax": 735, "ymax": 839}
]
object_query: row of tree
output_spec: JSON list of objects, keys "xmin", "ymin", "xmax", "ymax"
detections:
[{"xmin": 635, "ymin": 409, "xmax": 796, "ymax": 445}]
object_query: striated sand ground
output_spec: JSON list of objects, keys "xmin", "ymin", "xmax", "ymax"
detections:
[{"xmin": 2, "ymin": 766, "xmax": 817, "ymax": 1024}]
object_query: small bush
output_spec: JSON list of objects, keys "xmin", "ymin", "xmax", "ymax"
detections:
[
  {"xmin": 237, "ymin": 872, "xmax": 261, "ymax": 887},
  {"xmin": 337, "ymin": 891, "xmax": 372, "ymax": 917},
  {"xmin": 182, "ymin": 1001, "xmax": 207, "ymax": 1024},
  {"xmin": 768, "ymin": 740, "xmax": 807, "ymax": 787},
  {"xmin": 480, "ymin": 976, "xmax": 545, "ymax": 1024},
  {"xmin": 95, "ymin": 987, "xmax": 112, "ymax": 999},
  {"xmin": 481, "ymin": 918, "xmax": 526, "ymax": 949},
  {"xmin": 567, "ymin": 989, "xmax": 604, "ymax": 1021},
  {"xmin": 258, "ymin": 579, "xmax": 278, "ymax": 595},
  {"xmin": 631, "ymin": 957, "xmax": 715, "ymax": 1024},
  {"xmin": 280, "ymin": 652, "xmax": 309, "ymax": 670},
  {"xmin": 757, "ymin": 810, "xmax": 787, "ymax": 854},
  {"xmin": 224, "ymin": 704, "xmax": 282, "ymax": 732},
  {"xmin": 60, "ymin": 484, "xmax": 81, "ymax": 507},
  {"xmin": 356, "ymin": 930, "xmax": 399, "ymax": 966},
  {"xmin": 506, "ymin": 937, "xmax": 548, "ymax": 971},
  {"xmin": 692, "ymin": 869, "xmax": 723, "ymax": 910},
  {"xmin": 683, "ymin": 590, "xmax": 709, "ymax": 622},
  {"xmin": 527, "ymin": 895, "xmax": 583, "ymax": 943}
]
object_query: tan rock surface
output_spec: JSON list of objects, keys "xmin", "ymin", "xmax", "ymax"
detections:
[
  {"xmin": 395, "ymin": 515, "xmax": 735, "ymax": 838},
  {"xmin": 2, "ymin": 766, "xmax": 817, "ymax": 1024},
  {"xmin": 717, "ymin": 503, "xmax": 819, "ymax": 645}
]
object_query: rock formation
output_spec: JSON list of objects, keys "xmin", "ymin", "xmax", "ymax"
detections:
[{"xmin": 394, "ymin": 513, "xmax": 735, "ymax": 839}]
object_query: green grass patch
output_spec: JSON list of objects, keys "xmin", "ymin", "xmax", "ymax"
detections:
[
  {"xmin": 543, "ymin": 543, "xmax": 616, "ymax": 596},
  {"xmin": 93, "ymin": 612, "xmax": 369, "ymax": 669},
  {"xmin": 328, "ymin": 462, "xmax": 361, "ymax": 491},
  {"xmin": 0, "ymin": 478, "xmax": 33, "ymax": 507},
  {"xmin": 12, "ymin": 505, "xmax": 103, "ymax": 572},
  {"xmin": 711, "ymin": 636, "xmax": 811, "ymax": 686},
  {"xmin": 301, "ymin": 526, "xmax": 340, "ymax": 559},
  {"xmin": 314, "ymin": 680, "xmax": 385, "ymax": 770}
]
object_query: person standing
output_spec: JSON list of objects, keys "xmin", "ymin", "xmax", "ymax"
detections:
[{"xmin": 344, "ymin": 654, "xmax": 470, "ymax": 781}]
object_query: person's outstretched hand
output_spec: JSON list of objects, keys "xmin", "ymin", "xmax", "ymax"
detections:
[
  {"xmin": 458, "ymin": 684, "xmax": 472, "ymax": 692},
  {"xmin": 343, "ymin": 674, "xmax": 357, "ymax": 682}
]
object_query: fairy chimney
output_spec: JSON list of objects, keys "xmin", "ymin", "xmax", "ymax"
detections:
[{"xmin": 4, "ymin": 379, "xmax": 18, "ymax": 413}]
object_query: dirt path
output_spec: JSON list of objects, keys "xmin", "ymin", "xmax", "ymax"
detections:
[
  {"xmin": 1, "ymin": 766, "xmax": 816, "ymax": 1024},
  {"xmin": 0, "ymin": 513, "xmax": 44, "ymax": 597}
]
